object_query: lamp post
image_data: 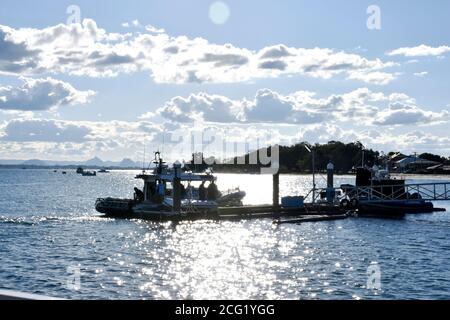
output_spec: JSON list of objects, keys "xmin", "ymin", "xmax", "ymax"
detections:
[{"xmin": 305, "ymin": 145, "xmax": 316, "ymax": 204}]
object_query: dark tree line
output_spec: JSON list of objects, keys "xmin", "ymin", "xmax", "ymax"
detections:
[
  {"xmin": 418, "ymin": 153, "xmax": 447, "ymax": 163},
  {"xmin": 188, "ymin": 141, "xmax": 380, "ymax": 174},
  {"xmin": 185, "ymin": 141, "xmax": 450, "ymax": 174},
  {"xmin": 282, "ymin": 141, "xmax": 379, "ymax": 174}
]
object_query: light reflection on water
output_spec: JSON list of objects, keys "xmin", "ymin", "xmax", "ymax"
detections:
[{"xmin": 0, "ymin": 169, "xmax": 450, "ymax": 299}]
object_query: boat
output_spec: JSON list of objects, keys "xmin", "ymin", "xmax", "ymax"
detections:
[
  {"xmin": 174, "ymin": 185, "xmax": 245, "ymax": 207},
  {"xmin": 95, "ymin": 198, "xmax": 136, "ymax": 216},
  {"xmin": 216, "ymin": 188, "xmax": 246, "ymax": 207},
  {"xmin": 82, "ymin": 171, "xmax": 97, "ymax": 176},
  {"xmin": 95, "ymin": 152, "xmax": 246, "ymax": 221},
  {"xmin": 357, "ymin": 200, "xmax": 433, "ymax": 217},
  {"xmin": 76, "ymin": 167, "xmax": 84, "ymax": 174},
  {"xmin": 339, "ymin": 166, "xmax": 434, "ymax": 217},
  {"xmin": 98, "ymin": 169, "xmax": 110, "ymax": 173}
]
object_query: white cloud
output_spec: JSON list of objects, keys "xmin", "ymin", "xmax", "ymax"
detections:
[
  {"xmin": 149, "ymin": 92, "xmax": 240, "ymax": 123},
  {"xmin": 122, "ymin": 20, "xmax": 143, "ymax": 28},
  {"xmin": 0, "ymin": 77, "xmax": 95, "ymax": 111},
  {"xmin": 0, "ymin": 118, "xmax": 164, "ymax": 161},
  {"xmin": 291, "ymin": 123, "xmax": 450, "ymax": 155},
  {"xmin": 347, "ymin": 71, "xmax": 396, "ymax": 86},
  {"xmin": 2, "ymin": 119, "xmax": 92, "ymax": 142},
  {"xmin": 0, "ymin": 19, "xmax": 397, "ymax": 85},
  {"xmin": 1, "ymin": 116, "xmax": 202, "ymax": 162},
  {"xmin": 413, "ymin": 71, "xmax": 428, "ymax": 77},
  {"xmin": 151, "ymin": 88, "xmax": 447, "ymax": 126},
  {"xmin": 372, "ymin": 104, "xmax": 449, "ymax": 126},
  {"xmin": 145, "ymin": 25, "xmax": 165, "ymax": 34},
  {"xmin": 1, "ymin": 116, "xmax": 449, "ymax": 160},
  {"xmin": 388, "ymin": 44, "xmax": 450, "ymax": 57}
]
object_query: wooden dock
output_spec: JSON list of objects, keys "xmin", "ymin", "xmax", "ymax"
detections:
[
  {"xmin": 218, "ymin": 203, "xmax": 343, "ymax": 215},
  {"xmin": 102, "ymin": 204, "xmax": 347, "ymax": 222},
  {"xmin": 217, "ymin": 203, "xmax": 345, "ymax": 220},
  {"xmin": 100, "ymin": 172, "xmax": 448, "ymax": 223}
]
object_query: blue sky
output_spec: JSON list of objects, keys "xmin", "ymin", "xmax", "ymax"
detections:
[{"xmin": 0, "ymin": 0, "xmax": 449, "ymax": 161}]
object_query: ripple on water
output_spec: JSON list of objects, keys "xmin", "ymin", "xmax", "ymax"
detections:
[{"xmin": 1, "ymin": 170, "xmax": 450, "ymax": 299}]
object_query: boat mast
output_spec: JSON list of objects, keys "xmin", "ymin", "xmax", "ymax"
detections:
[
  {"xmin": 362, "ymin": 149, "xmax": 365, "ymax": 168},
  {"xmin": 305, "ymin": 145, "xmax": 316, "ymax": 204},
  {"xmin": 142, "ymin": 145, "xmax": 146, "ymax": 173}
]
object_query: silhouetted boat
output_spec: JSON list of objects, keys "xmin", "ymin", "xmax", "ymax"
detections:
[
  {"xmin": 95, "ymin": 152, "xmax": 245, "ymax": 220},
  {"xmin": 82, "ymin": 171, "xmax": 96, "ymax": 176},
  {"xmin": 340, "ymin": 166, "xmax": 435, "ymax": 217}
]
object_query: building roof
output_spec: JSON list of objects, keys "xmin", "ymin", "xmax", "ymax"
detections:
[
  {"xmin": 396, "ymin": 156, "xmax": 440, "ymax": 166},
  {"xmin": 426, "ymin": 164, "xmax": 450, "ymax": 171}
]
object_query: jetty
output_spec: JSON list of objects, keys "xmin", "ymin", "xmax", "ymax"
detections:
[{"xmin": 96, "ymin": 152, "xmax": 449, "ymax": 223}]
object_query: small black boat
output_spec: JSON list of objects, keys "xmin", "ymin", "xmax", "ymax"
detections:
[{"xmin": 340, "ymin": 166, "xmax": 436, "ymax": 217}]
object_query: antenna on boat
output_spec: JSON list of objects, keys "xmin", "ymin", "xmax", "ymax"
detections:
[
  {"xmin": 142, "ymin": 144, "xmax": 146, "ymax": 173},
  {"xmin": 162, "ymin": 126, "xmax": 166, "ymax": 159},
  {"xmin": 362, "ymin": 149, "xmax": 365, "ymax": 168},
  {"xmin": 305, "ymin": 144, "xmax": 316, "ymax": 204}
]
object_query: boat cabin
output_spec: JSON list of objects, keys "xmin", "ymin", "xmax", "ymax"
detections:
[{"xmin": 135, "ymin": 153, "xmax": 216, "ymax": 203}]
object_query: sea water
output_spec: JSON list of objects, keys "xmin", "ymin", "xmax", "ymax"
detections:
[{"xmin": 0, "ymin": 169, "xmax": 450, "ymax": 299}]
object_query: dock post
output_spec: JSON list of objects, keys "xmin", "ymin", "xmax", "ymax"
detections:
[
  {"xmin": 273, "ymin": 172, "xmax": 280, "ymax": 207},
  {"xmin": 326, "ymin": 162, "xmax": 334, "ymax": 203},
  {"xmin": 173, "ymin": 161, "xmax": 182, "ymax": 213}
]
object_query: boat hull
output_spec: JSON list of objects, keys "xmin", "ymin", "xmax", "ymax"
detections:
[
  {"xmin": 357, "ymin": 200, "xmax": 434, "ymax": 218},
  {"xmin": 95, "ymin": 198, "xmax": 220, "ymax": 221},
  {"xmin": 95, "ymin": 198, "xmax": 135, "ymax": 216},
  {"xmin": 217, "ymin": 190, "xmax": 246, "ymax": 207}
]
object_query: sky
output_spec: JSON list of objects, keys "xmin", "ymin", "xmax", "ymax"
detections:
[{"xmin": 0, "ymin": 0, "xmax": 449, "ymax": 162}]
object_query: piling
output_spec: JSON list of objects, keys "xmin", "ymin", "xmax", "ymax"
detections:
[
  {"xmin": 273, "ymin": 172, "xmax": 280, "ymax": 207},
  {"xmin": 326, "ymin": 162, "xmax": 334, "ymax": 203},
  {"xmin": 173, "ymin": 161, "xmax": 182, "ymax": 212}
]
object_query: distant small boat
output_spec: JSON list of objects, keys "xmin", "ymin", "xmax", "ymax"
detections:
[
  {"xmin": 53, "ymin": 170, "xmax": 57, "ymax": 173},
  {"xmin": 62, "ymin": 171, "xmax": 67, "ymax": 175},
  {"xmin": 98, "ymin": 169, "xmax": 110, "ymax": 173},
  {"xmin": 82, "ymin": 171, "xmax": 97, "ymax": 176},
  {"xmin": 76, "ymin": 167, "xmax": 84, "ymax": 174}
]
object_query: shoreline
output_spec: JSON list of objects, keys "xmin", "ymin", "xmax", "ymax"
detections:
[{"xmin": 2, "ymin": 166, "xmax": 450, "ymax": 177}]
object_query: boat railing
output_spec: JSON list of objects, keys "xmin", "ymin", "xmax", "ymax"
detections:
[
  {"xmin": 309, "ymin": 181, "xmax": 450, "ymax": 203},
  {"xmin": 363, "ymin": 182, "xmax": 446, "ymax": 201}
]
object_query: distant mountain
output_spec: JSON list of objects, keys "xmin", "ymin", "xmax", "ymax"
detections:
[
  {"xmin": 84, "ymin": 157, "xmax": 105, "ymax": 167},
  {"xmin": 0, "ymin": 157, "xmax": 141, "ymax": 168},
  {"xmin": 21, "ymin": 159, "xmax": 49, "ymax": 166},
  {"xmin": 0, "ymin": 159, "xmax": 24, "ymax": 165},
  {"xmin": 119, "ymin": 158, "xmax": 139, "ymax": 168}
]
